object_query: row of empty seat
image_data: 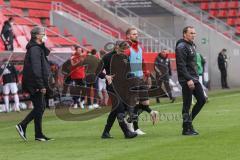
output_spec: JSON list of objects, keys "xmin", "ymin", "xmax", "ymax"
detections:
[{"xmin": 184, "ymin": 0, "xmax": 240, "ymax": 35}]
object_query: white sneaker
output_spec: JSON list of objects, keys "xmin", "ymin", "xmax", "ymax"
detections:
[
  {"xmin": 126, "ymin": 122, "xmax": 134, "ymax": 132},
  {"xmin": 88, "ymin": 105, "xmax": 94, "ymax": 109},
  {"xmin": 80, "ymin": 101, "xmax": 85, "ymax": 109},
  {"xmin": 93, "ymin": 104, "xmax": 99, "ymax": 108},
  {"xmin": 150, "ymin": 110, "xmax": 159, "ymax": 125},
  {"xmin": 73, "ymin": 104, "xmax": 78, "ymax": 109},
  {"xmin": 135, "ymin": 129, "xmax": 146, "ymax": 135}
]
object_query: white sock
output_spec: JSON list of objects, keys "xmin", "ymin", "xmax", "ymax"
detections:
[
  {"xmin": 14, "ymin": 94, "xmax": 20, "ymax": 111},
  {"xmin": 3, "ymin": 95, "xmax": 9, "ymax": 112}
]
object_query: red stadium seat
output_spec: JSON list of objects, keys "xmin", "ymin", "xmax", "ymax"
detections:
[
  {"xmin": 227, "ymin": 18, "xmax": 235, "ymax": 26},
  {"xmin": 217, "ymin": 10, "xmax": 227, "ymax": 18},
  {"xmin": 209, "ymin": 10, "xmax": 218, "ymax": 18},
  {"xmin": 200, "ymin": 3, "xmax": 208, "ymax": 10},
  {"xmin": 28, "ymin": 10, "xmax": 49, "ymax": 18},
  {"xmin": 209, "ymin": 2, "xmax": 218, "ymax": 9},
  {"xmin": 218, "ymin": 2, "xmax": 228, "ymax": 9},
  {"xmin": 228, "ymin": 10, "xmax": 237, "ymax": 17},
  {"xmin": 228, "ymin": 1, "xmax": 238, "ymax": 9},
  {"xmin": 10, "ymin": 1, "xmax": 51, "ymax": 10}
]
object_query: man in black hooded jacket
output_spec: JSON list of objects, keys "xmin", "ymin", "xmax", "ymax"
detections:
[
  {"xmin": 16, "ymin": 26, "xmax": 53, "ymax": 142},
  {"xmin": 175, "ymin": 26, "xmax": 206, "ymax": 136},
  {"xmin": 1, "ymin": 17, "xmax": 14, "ymax": 51}
]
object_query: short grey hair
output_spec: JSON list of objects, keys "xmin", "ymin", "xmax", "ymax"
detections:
[{"xmin": 31, "ymin": 26, "xmax": 45, "ymax": 39}]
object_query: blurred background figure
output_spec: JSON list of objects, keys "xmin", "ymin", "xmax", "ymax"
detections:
[
  {"xmin": 85, "ymin": 48, "xmax": 100, "ymax": 109},
  {"xmin": 195, "ymin": 52, "xmax": 208, "ymax": 99},
  {"xmin": 154, "ymin": 49, "xmax": 175, "ymax": 103},
  {"xmin": 218, "ymin": 48, "xmax": 229, "ymax": 89},
  {"xmin": 70, "ymin": 46, "xmax": 86, "ymax": 109},
  {"xmin": 1, "ymin": 17, "xmax": 15, "ymax": 51},
  {"xmin": 98, "ymin": 50, "xmax": 108, "ymax": 106},
  {"xmin": 0, "ymin": 60, "xmax": 20, "ymax": 112}
]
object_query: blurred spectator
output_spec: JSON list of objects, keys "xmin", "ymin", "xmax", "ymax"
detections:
[
  {"xmin": 0, "ymin": 60, "xmax": 20, "ymax": 112},
  {"xmin": 45, "ymin": 61, "xmax": 59, "ymax": 108},
  {"xmin": 154, "ymin": 49, "xmax": 175, "ymax": 103},
  {"xmin": 85, "ymin": 49, "xmax": 100, "ymax": 109},
  {"xmin": 218, "ymin": 48, "xmax": 229, "ymax": 89},
  {"xmin": 195, "ymin": 52, "xmax": 208, "ymax": 99},
  {"xmin": 70, "ymin": 46, "xmax": 86, "ymax": 109},
  {"xmin": 98, "ymin": 50, "xmax": 108, "ymax": 106},
  {"xmin": 1, "ymin": 17, "xmax": 14, "ymax": 51}
]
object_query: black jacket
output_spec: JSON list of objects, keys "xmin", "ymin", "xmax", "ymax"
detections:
[
  {"xmin": 22, "ymin": 40, "xmax": 51, "ymax": 95},
  {"xmin": 218, "ymin": 52, "xmax": 227, "ymax": 70},
  {"xmin": 1, "ymin": 21, "xmax": 14, "ymax": 44},
  {"xmin": 0, "ymin": 63, "xmax": 18, "ymax": 84},
  {"xmin": 155, "ymin": 55, "xmax": 171, "ymax": 81},
  {"xmin": 175, "ymin": 39, "xmax": 198, "ymax": 84}
]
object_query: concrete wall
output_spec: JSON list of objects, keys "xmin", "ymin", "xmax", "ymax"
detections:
[
  {"xmin": 153, "ymin": 0, "xmax": 240, "ymax": 88},
  {"xmin": 51, "ymin": 11, "xmax": 115, "ymax": 50},
  {"xmin": 73, "ymin": 0, "xmax": 132, "ymax": 32}
]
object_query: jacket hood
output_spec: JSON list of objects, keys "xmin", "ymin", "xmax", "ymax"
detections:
[{"xmin": 26, "ymin": 40, "xmax": 50, "ymax": 56}]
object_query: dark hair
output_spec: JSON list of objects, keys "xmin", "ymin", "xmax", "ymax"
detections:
[
  {"xmin": 91, "ymin": 49, "xmax": 97, "ymax": 55},
  {"xmin": 222, "ymin": 48, "xmax": 227, "ymax": 52},
  {"xmin": 126, "ymin": 27, "xmax": 137, "ymax": 35},
  {"xmin": 74, "ymin": 45, "xmax": 81, "ymax": 50},
  {"xmin": 183, "ymin": 26, "xmax": 194, "ymax": 36},
  {"xmin": 8, "ymin": 17, "xmax": 13, "ymax": 22}
]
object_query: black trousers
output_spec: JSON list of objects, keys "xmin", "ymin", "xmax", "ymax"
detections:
[
  {"xmin": 20, "ymin": 92, "xmax": 46, "ymax": 137},
  {"xmin": 4, "ymin": 42, "xmax": 13, "ymax": 51},
  {"xmin": 103, "ymin": 84, "xmax": 128, "ymax": 134},
  {"xmin": 220, "ymin": 69, "xmax": 228, "ymax": 88},
  {"xmin": 72, "ymin": 79, "xmax": 85, "ymax": 104},
  {"xmin": 181, "ymin": 81, "xmax": 206, "ymax": 129}
]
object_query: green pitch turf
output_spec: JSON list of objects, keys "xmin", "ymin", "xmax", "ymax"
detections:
[{"xmin": 0, "ymin": 89, "xmax": 240, "ymax": 160}]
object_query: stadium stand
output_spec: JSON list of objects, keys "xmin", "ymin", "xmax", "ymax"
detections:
[{"xmin": 184, "ymin": 0, "xmax": 240, "ymax": 35}]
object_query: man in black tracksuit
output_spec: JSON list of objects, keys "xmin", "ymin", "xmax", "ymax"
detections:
[
  {"xmin": 16, "ymin": 26, "xmax": 53, "ymax": 141},
  {"xmin": 1, "ymin": 17, "xmax": 14, "ymax": 51},
  {"xmin": 175, "ymin": 26, "xmax": 206, "ymax": 136},
  {"xmin": 218, "ymin": 48, "xmax": 229, "ymax": 89},
  {"xmin": 98, "ymin": 41, "xmax": 137, "ymax": 139},
  {"xmin": 155, "ymin": 49, "xmax": 175, "ymax": 103}
]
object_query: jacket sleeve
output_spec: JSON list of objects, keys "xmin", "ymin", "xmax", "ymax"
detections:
[
  {"xmin": 176, "ymin": 44, "xmax": 192, "ymax": 81},
  {"xmin": 96, "ymin": 59, "xmax": 106, "ymax": 79},
  {"xmin": 29, "ymin": 47, "xmax": 44, "ymax": 89}
]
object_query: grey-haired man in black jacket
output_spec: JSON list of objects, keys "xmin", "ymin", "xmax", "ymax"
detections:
[
  {"xmin": 16, "ymin": 26, "xmax": 53, "ymax": 141},
  {"xmin": 175, "ymin": 26, "xmax": 206, "ymax": 136}
]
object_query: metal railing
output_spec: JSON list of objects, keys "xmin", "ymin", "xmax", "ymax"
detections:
[
  {"xmin": 52, "ymin": 1, "xmax": 121, "ymax": 39},
  {"xmin": 167, "ymin": 0, "xmax": 240, "ymax": 42}
]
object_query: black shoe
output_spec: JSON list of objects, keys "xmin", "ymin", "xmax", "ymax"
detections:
[
  {"xmin": 156, "ymin": 98, "xmax": 160, "ymax": 103},
  {"xmin": 171, "ymin": 97, "xmax": 176, "ymax": 103},
  {"xmin": 35, "ymin": 135, "xmax": 54, "ymax": 142},
  {"xmin": 16, "ymin": 124, "xmax": 27, "ymax": 141},
  {"xmin": 190, "ymin": 125, "xmax": 199, "ymax": 135},
  {"xmin": 125, "ymin": 131, "xmax": 138, "ymax": 139},
  {"xmin": 182, "ymin": 128, "xmax": 199, "ymax": 136},
  {"xmin": 101, "ymin": 132, "xmax": 113, "ymax": 139}
]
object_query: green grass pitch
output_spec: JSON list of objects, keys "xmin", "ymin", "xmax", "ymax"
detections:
[{"xmin": 0, "ymin": 89, "xmax": 240, "ymax": 160}]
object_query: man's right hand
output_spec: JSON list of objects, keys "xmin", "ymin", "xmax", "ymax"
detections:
[
  {"xmin": 187, "ymin": 80, "xmax": 195, "ymax": 90},
  {"xmin": 105, "ymin": 75, "xmax": 114, "ymax": 85}
]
